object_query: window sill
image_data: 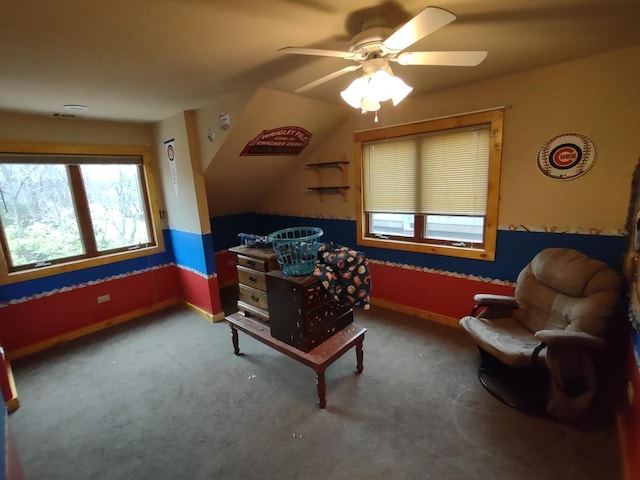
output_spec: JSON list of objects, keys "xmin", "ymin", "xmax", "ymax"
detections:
[
  {"xmin": 357, "ymin": 236, "xmax": 495, "ymax": 261},
  {"xmin": 0, "ymin": 244, "xmax": 166, "ymax": 285}
]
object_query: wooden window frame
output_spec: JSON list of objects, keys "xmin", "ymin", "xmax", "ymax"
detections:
[
  {"xmin": 354, "ymin": 109, "xmax": 504, "ymax": 261},
  {"xmin": 0, "ymin": 141, "xmax": 165, "ymax": 285}
]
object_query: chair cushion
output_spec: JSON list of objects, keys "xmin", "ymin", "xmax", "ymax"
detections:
[
  {"xmin": 512, "ymin": 248, "xmax": 621, "ymax": 335},
  {"xmin": 459, "ymin": 316, "xmax": 546, "ymax": 367}
]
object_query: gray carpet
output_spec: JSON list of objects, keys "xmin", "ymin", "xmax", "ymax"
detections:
[{"xmin": 8, "ymin": 302, "xmax": 621, "ymax": 480}]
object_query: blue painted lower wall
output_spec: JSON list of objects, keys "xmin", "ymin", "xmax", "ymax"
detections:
[
  {"xmin": 0, "ymin": 230, "xmax": 175, "ymax": 303},
  {"xmin": 169, "ymin": 228, "xmax": 217, "ymax": 275},
  {"xmin": 0, "ymin": 227, "xmax": 224, "ymax": 303},
  {"xmin": 212, "ymin": 213, "xmax": 627, "ymax": 283},
  {"xmin": 210, "ymin": 213, "xmax": 260, "ymax": 252}
]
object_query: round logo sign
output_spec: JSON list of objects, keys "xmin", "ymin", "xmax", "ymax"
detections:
[{"xmin": 537, "ymin": 133, "xmax": 595, "ymax": 180}]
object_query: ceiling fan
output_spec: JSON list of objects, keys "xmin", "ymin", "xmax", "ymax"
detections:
[{"xmin": 279, "ymin": 6, "xmax": 487, "ymax": 114}]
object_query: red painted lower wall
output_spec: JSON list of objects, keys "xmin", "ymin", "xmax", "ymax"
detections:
[
  {"xmin": 175, "ymin": 267, "xmax": 222, "ymax": 316},
  {"xmin": 619, "ymin": 342, "xmax": 640, "ymax": 480},
  {"xmin": 0, "ymin": 262, "xmax": 225, "ymax": 357},
  {"xmin": 215, "ymin": 252, "xmax": 515, "ymax": 321},
  {"xmin": 215, "ymin": 250, "xmax": 239, "ymax": 287},
  {"xmin": 0, "ymin": 266, "xmax": 179, "ymax": 354},
  {"xmin": 369, "ymin": 262, "xmax": 515, "ymax": 319}
]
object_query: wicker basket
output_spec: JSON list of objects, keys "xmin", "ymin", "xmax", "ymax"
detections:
[{"xmin": 268, "ymin": 227, "xmax": 323, "ymax": 276}]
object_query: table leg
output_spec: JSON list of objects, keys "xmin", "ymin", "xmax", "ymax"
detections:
[
  {"xmin": 316, "ymin": 371, "xmax": 326, "ymax": 409},
  {"xmin": 355, "ymin": 340, "xmax": 364, "ymax": 374},
  {"xmin": 231, "ymin": 326, "xmax": 240, "ymax": 355}
]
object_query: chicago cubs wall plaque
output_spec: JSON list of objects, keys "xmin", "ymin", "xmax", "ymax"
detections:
[{"xmin": 536, "ymin": 133, "xmax": 596, "ymax": 180}]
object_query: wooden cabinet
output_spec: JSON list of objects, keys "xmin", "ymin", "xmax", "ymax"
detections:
[
  {"xmin": 265, "ymin": 270, "xmax": 353, "ymax": 352},
  {"xmin": 229, "ymin": 245, "xmax": 280, "ymax": 322}
]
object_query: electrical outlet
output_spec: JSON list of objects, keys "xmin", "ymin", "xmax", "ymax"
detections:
[{"xmin": 97, "ymin": 294, "xmax": 110, "ymax": 304}]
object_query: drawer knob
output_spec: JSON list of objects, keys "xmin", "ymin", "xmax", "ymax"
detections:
[
  {"xmin": 247, "ymin": 260, "xmax": 256, "ymax": 267},
  {"xmin": 251, "ymin": 294, "xmax": 259, "ymax": 302},
  {"xmin": 249, "ymin": 276, "xmax": 257, "ymax": 283}
]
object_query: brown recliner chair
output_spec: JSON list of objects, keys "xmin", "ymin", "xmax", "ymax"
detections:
[{"xmin": 459, "ymin": 248, "xmax": 623, "ymax": 420}]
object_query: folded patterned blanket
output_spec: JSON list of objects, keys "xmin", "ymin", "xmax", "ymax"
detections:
[{"xmin": 313, "ymin": 244, "xmax": 371, "ymax": 309}]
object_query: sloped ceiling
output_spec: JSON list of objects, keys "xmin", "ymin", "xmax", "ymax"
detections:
[
  {"xmin": 3, "ymin": 0, "xmax": 640, "ymax": 218},
  {"xmin": 203, "ymin": 88, "xmax": 349, "ymax": 216},
  {"xmin": 0, "ymin": 0, "xmax": 639, "ymax": 122}
]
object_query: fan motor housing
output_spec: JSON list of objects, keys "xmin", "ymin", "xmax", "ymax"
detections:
[{"xmin": 350, "ymin": 27, "xmax": 393, "ymax": 55}]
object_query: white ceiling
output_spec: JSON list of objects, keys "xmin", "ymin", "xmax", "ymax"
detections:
[{"xmin": 2, "ymin": 0, "xmax": 639, "ymax": 123}]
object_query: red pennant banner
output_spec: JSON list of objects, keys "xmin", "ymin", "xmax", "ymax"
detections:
[{"xmin": 240, "ymin": 126, "xmax": 312, "ymax": 156}]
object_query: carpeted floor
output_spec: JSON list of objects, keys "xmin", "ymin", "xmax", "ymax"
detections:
[{"xmin": 8, "ymin": 296, "xmax": 622, "ymax": 480}]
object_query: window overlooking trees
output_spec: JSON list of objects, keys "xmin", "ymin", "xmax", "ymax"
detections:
[
  {"xmin": 1, "ymin": 163, "xmax": 84, "ymax": 267},
  {"xmin": 0, "ymin": 143, "xmax": 164, "ymax": 281},
  {"xmin": 354, "ymin": 109, "xmax": 504, "ymax": 261}
]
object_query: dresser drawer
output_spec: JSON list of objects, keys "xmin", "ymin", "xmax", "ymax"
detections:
[
  {"xmin": 239, "ymin": 284, "xmax": 269, "ymax": 312},
  {"xmin": 236, "ymin": 301, "xmax": 269, "ymax": 322},
  {"xmin": 270, "ymin": 307, "xmax": 353, "ymax": 352},
  {"xmin": 230, "ymin": 246, "xmax": 279, "ymax": 272},
  {"xmin": 304, "ymin": 301, "xmax": 352, "ymax": 337},
  {"xmin": 266, "ymin": 270, "xmax": 328, "ymax": 312},
  {"xmin": 302, "ymin": 281, "xmax": 329, "ymax": 311},
  {"xmin": 237, "ymin": 266, "xmax": 267, "ymax": 291},
  {"xmin": 304, "ymin": 309, "xmax": 354, "ymax": 352},
  {"xmin": 237, "ymin": 254, "xmax": 273, "ymax": 272}
]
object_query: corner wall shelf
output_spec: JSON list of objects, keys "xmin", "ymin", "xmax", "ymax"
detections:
[
  {"xmin": 306, "ymin": 159, "xmax": 350, "ymax": 202},
  {"xmin": 307, "ymin": 161, "xmax": 349, "ymax": 169}
]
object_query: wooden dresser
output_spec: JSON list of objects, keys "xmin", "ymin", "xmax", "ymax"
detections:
[
  {"xmin": 229, "ymin": 245, "xmax": 280, "ymax": 322},
  {"xmin": 265, "ymin": 270, "xmax": 353, "ymax": 352}
]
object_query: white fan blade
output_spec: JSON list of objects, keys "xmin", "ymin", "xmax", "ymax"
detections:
[
  {"xmin": 279, "ymin": 46, "xmax": 356, "ymax": 60},
  {"xmin": 395, "ymin": 51, "xmax": 488, "ymax": 66},
  {"xmin": 294, "ymin": 65, "xmax": 362, "ymax": 93},
  {"xmin": 382, "ymin": 7, "xmax": 456, "ymax": 53}
]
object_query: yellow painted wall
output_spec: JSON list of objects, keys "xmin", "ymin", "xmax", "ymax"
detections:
[
  {"xmin": 259, "ymin": 114, "xmax": 357, "ymax": 219},
  {"xmin": 0, "ymin": 111, "xmax": 154, "ymax": 146},
  {"xmin": 201, "ymin": 87, "xmax": 350, "ymax": 217},
  {"xmin": 154, "ymin": 112, "xmax": 210, "ymax": 235},
  {"xmin": 184, "ymin": 111, "xmax": 213, "ymax": 235},
  {"xmin": 262, "ymin": 45, "xmax": 640, "ymax": 234},
  {"xmin": 194, "ymin": 91, "xmax": 252, "ymax": 172}
]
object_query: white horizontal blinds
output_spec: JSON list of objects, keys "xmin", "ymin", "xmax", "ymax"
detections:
[
  {"xmin": 363, "ymin": 139, "xmax": 417, "ymax": 213},
  {"xmin": 419, "ymin": 124, "xmax": 490, "ymax": 215}
]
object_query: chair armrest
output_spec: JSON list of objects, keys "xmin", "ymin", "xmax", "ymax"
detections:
[
  {"xmin": 473, "ymin": 294, "xmax": 517, "ymax": 308},
  {"xmin": 470, "ymin": 294, "xmax": 518, "ymax": 317},
  {"xmin": 534, "ymin": 330, "xmax": 607, "ymax": 349}
]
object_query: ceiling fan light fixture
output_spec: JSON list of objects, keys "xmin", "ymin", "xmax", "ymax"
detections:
[
  {"xmin": 389, "ymin": 76, "xmax": 413, "ymax": 105},
  {"xmin": 340, "ymin": 65, "xmax": 412, "ymax": 112},
  {"xmin": 340, "ymin": 76, "xmax": 369, "ymax": 109},
  {"xmin": 281, "ymin": 6, "xmax": 487, "ymax": 120},
  {"xmin": 368, "ymin": 69, "xmax": 394, "ymax": 102},
  {"xmin": 360, "ymin": 97, "xmax": 381, "ymax": 112}
]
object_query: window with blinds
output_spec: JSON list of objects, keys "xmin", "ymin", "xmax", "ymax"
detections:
[{"xmin": 354, "ymin": 108, "xmax": 504, "ymax": 261}]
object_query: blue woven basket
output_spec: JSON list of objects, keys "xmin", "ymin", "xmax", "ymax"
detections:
[
  {"xmin": 268, "ymin": 227, "xmax": 323, "ymax": 276},
  {"xmin": 237, "ymin": 233, "xmax": 269, "ymax": 247}
]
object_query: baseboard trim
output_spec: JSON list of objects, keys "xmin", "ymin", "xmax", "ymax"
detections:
[
  {"xmin": 370, "ymin": 297, "xmax": 459, "ymax": 329},
  {"xmin": 6, "ymin": 298, "xmax": 180, "ymax": 361},
  {"xmin": 5, "ymin": 362, "xmax": 19, "ymax": 413},
  {"xmin": 182, "ymin": 301, "xmax": 226, "ymax": 323}
]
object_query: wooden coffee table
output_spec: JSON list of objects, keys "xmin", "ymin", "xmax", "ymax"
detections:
[{"xmin": 225, "ymin": 312, "xmax": 366, "ymax": 408}]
